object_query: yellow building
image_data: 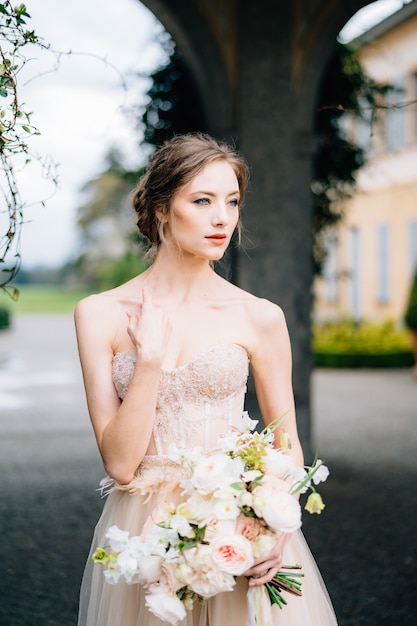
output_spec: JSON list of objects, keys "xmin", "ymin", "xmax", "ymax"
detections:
[{"xmin": 315, "ymin": 1, "xmax": 417, "ymax": 323}]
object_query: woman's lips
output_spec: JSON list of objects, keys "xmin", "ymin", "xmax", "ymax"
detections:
[{"xmin": 205, "ymin": 234, "xmax": 227, "ymax": 245}]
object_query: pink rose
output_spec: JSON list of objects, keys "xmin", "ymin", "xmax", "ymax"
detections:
[
  {"xmin": 210, "ymin": 534, "xmax": 254, "ymax": 576},
  {"xmin": 235, "ymin": 514, "xmax": 264, "ymax": 542}
]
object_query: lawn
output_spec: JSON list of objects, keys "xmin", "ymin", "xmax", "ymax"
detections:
[{"xmin": 0, "ymin": 285, "xmax": 93, "ymax": 315}]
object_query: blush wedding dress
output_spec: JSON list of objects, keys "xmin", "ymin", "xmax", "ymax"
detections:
[{"xmin": 77, "ymin": 343, "xmax": 337, "ymax": 626}]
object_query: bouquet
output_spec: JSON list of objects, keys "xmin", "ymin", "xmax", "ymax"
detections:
[{"xmin": 93, "ymin": 413, "xmax": 329, "ymax": 625}]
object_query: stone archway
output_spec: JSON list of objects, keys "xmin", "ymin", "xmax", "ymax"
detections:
[{"xmin": 139, "ymin": 0, "xmax": 372, "ymax": 454}]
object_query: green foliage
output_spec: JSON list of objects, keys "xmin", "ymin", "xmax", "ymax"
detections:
[
  {"xmin": 404, "ymin": 271, "xmax": 417, "ymax": 329},
  {"xmin": 139, "ymin": 43, "xmax": 206, "ymax": 148},
  {"xmin": 72, "ymin": 149, "xmax": 149, "ymax": 289},
  {"xmin": 92, "ymin": 252, "xmax": 149, "ymax": 291},
  {"xmin": 312, "ymin": 42, "xmax": 389, "ymax": 273},
  {"xmin": 0, "ymin": 304, "xmax": 10, "ymax": 327},
  {"xmin": 0, "ymin": 2, "xmax": 54, "ymax": 290},
  {"xmin": 313, "ymin": 319, "xmax": 413, "ymax": 367},
  {"xmin": 77, "ymin": 149, "xmax": 143, "ymax": 229},
  {"xmin": 3, "ymin": 285, "xmax": 91, "ymax": 314}
]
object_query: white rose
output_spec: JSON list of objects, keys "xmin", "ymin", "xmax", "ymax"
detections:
[
  {"xmin": 105, "ymin": 525, "xmax": 129, "ymax": 552},
  {"xmin": 262, "ymin": 448, "xmax": 295, "ymax": 479},
  {"xmin": 189, "ymin": 568, "xmax": 235, "ymax": 598},
  {"xmin": 210, "ymin": 534, "xmax": 255, "ymax": 576},
  {"xmin": 190, "ymin": 454, "xmax": 240, "ymax": 495},
  {"xmin": 252, "ymin": 475, "xmax": 302, "ymax": 533},
  {"xmin": 177, "ymin": 493, "xmax": 213, "ymax": 526},
  {"xmin": 252, "ymin": 475, "xmax": 288, "ymax": 513},
  {"xmin": 264, "ymin": 492, "xmax": 302, "ymax": 533},
  {"xmin": 145, "ymin": 591, "xmax": 186, "ymax": 626},
  {"xmin": 204, "ymin": 519, "xmax": 236, "ymax": 542}
]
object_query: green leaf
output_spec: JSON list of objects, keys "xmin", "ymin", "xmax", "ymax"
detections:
[{"xmin": 230, "ymin": 481, "xmax": 245, "ymax": 490}]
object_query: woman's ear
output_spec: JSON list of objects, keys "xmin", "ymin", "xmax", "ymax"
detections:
[{"xmin": 155, "ymin": 206, "xmax": 168, "ymax": 224}]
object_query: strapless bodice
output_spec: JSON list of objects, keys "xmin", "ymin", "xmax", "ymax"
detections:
[{"xmin": 112, "ymin": 343, "xmax": 249, "ymax": 454}]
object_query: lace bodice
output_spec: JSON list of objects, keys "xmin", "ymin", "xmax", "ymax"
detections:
[{"xmin": 112, "ymin": 343, "xmax": 249, "ymax": 455}]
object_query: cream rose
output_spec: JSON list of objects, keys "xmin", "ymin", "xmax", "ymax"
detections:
[
  {"xmin": 252, "ymin": 475, "xmax": 302, "ymax": 533},
  {"xmin": 190, "ymin": 454, "xmax": 241, "ymax": 495},
  {"xmin": 251, "ymin": 532, "xmax": 277, "ymax": 557}
]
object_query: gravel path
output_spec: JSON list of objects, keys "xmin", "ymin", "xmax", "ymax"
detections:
[{"xmin": 0, "ymin": 315, "xmax": 416, "ymax": 625}]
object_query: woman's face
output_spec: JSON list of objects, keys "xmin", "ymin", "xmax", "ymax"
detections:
[{"xmin": 162, "ymin": 160, "xmax": 240, "ymax": 261}]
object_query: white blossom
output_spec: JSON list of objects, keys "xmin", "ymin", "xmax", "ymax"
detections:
[
  {"xmin": 145, "ymin": 592, "xmax": 186, "ymax": 626},
  {"xmin": 312, "ymin": 461, "xmax": 330, "ymax": 485}
]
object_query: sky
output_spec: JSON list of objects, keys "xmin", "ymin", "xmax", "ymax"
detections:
[
  {"xmin": 5, "ymin": 0, "xmax": 413, "ymax": 269},
  {"xmin": 11, "ymin": 0, "xmax": 164, "ymax": 269}
]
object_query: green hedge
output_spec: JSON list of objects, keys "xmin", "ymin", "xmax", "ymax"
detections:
[
  {"xmin": 313, "ymin": 319, "xmax": 414, "ymax": 368},
  {"xmin": 0, "ymin": 306, "xmax": 10, "ymax": 329},
  {"xmin": 404, "ymin": 271, "xmax": 417, "ymax": 329}
]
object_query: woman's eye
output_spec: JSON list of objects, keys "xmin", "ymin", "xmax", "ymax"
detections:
[
  {"xmin": 229, "ymin": 198, "xmax": 239, "ymax": 208},
  {"xmin": 194, "ymin": 197, "xmax": 210, "ymax": 205}
]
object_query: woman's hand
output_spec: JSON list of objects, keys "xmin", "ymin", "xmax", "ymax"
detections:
[
  {"xmin": 126, "ymin": 287, "xmax": 172, "ymax": 366},
  {"xmin": 243, "ymin": 533, "xmax": 288, "ymax": 587}
]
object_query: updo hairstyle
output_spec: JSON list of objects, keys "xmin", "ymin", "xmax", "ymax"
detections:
[{"xmin": 131, "ymin": 133, "xmax": 249, "ymax": 255}]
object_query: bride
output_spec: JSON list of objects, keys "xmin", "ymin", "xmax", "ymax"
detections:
[{"xmin": 75, "ymin": 133, "xmax": 337, "ymax": 625}]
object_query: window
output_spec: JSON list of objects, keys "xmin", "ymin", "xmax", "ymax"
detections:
[
  {"xmin": 322, "ymin": 232, "xmax": 338, "ymax": 302},
  {"xmin": 413, "ymin": 73, "xmax": 417, "ymax": 144},
  {"xmin": 348, "ymin": 227, "xmax": 361, "ymax": 318},
  {"xmin": 384, "ymin": 77, "xmax": 406, "ymax": 152},
  {"xmin": 376, "ymin": 224, "xmax": 390, "ymax": 303},
  {"xmin": 409, "ymin": 219, "xmax": 417, "ymax": 276}
]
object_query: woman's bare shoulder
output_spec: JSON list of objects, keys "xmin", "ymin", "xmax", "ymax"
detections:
[
  {"xmin": 75, "ymin": 277, "xmax": 145, "ymax": 318},
  {"xmin": 221, "ymin": 279, "xmax": 286, "ymax": 326}
]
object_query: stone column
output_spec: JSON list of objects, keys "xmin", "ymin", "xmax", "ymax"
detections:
[{"xmin": 234, "ymin": 0, "xmax": 315, "ymax": 455}]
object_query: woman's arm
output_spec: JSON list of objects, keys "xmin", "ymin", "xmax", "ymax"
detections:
[
  {"xmin": 243, "ymin": 299, "xmax": 304, "ymax": 585},
  {"xmin": 74, "ymin": 288, "xmax": 171, "ymax": 484},
  {"xmin": 250, "ymin": 299, "xmax": 304, "ymax": 468}
]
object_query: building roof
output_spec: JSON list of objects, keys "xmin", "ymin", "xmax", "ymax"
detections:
[{"xmin": 351, "ymin": 0, "xmax": 417, "ymax": 47}]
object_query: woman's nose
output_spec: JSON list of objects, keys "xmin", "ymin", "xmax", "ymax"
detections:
[{"xmin": 212, "ymin": 202, "xmax": 229, "ymax": 225}]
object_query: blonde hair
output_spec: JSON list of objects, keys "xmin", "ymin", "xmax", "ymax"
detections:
[{"xmin": 132, "ymin": 133, "xmax": 249, "ymax": 255}]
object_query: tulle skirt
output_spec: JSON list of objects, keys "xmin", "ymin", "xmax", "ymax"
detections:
[{"xmin": 78, "ymin": 457, "xmax": 338, "ymax": 626}]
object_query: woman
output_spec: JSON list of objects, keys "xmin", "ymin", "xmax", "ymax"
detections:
[{"xmin": 75, "ymin": 133, "xmax": 337, "ymax": 625}]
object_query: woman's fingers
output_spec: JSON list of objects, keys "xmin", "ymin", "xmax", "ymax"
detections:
[
  {"xmin": 126, "ymin": 289, "xmax": 171, "ymax": 361},
  {"xmin": 248, "ymin": 566, "xmax": 279, "ymax": 586}
]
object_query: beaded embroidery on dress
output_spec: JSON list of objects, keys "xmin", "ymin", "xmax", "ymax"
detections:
[
  {"xmin": 112, "ymin": 344, "xmax": 249, "ymax": 454},
  {"xmin": 78, "ymin": 344, "xmax": 338, "ymax": 626}
]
